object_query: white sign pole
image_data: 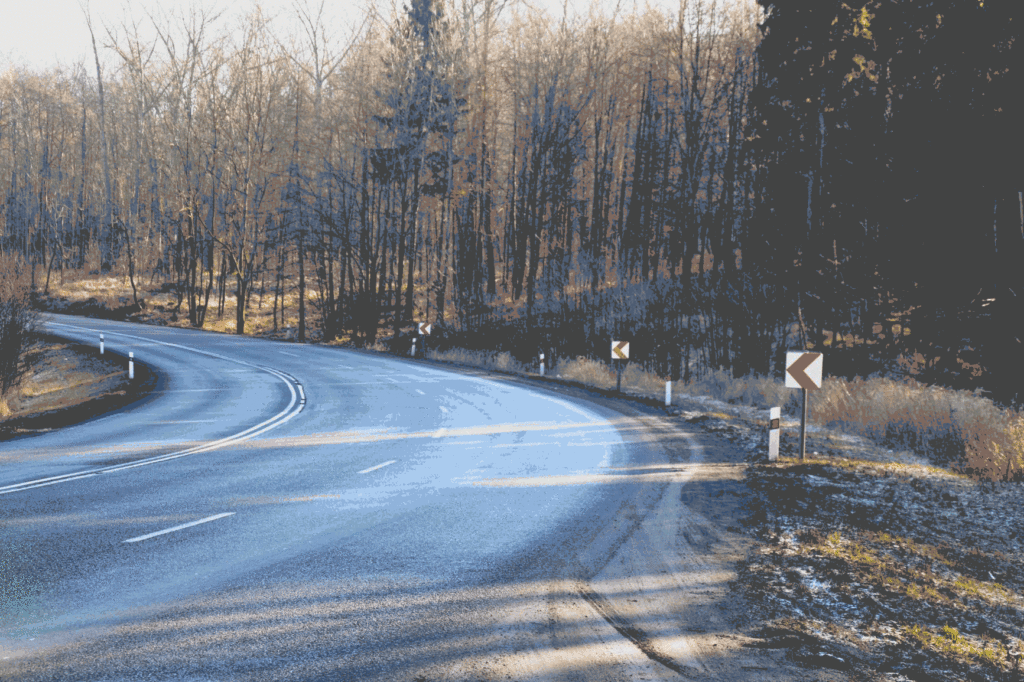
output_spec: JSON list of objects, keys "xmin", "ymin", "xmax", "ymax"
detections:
[
  {"xmin": 100, "ymin": 334, "xmax": 104, "ymax": 355},
  {"xmin": 665, "ymin": 380, "xmax": 672, "ymax": 407},
  {"xmin": 539, "ymin": 352, "xmax": 545, "ymax": 377},
  {"xmin": 129, "ymin": 352, "xmax": 135, "ymax": 380}
]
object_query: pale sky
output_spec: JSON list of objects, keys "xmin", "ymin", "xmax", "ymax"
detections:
[{"xmin": 1, "ymin": 0, "xmax": 682, "ymax": 73}]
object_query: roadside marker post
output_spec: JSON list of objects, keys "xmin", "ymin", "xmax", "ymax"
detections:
[
  {"xmin": 768, "ymin": 406, "xmax": 781, "ymax": 461},
  {"xmin": 611, "ymin": 341, "xmax": 629, "ymax": 393},
  {"xmin": 100, "ymin": 334, "xmax": 104, "ymax": 355},
  {"xmin": 785, "ymin": 351, "xmax": 823, "ymax": 461},
  {"xmin": 129, "ymin": 352, "xmax": 135, "ymax": 380},
  {"xmin": 539, "ymin": 353, "xmax": 545, "ymax": 377},
  {"xmin": 410, "ymin": 337, "xmax": 417, "ymax": 357},
  {"xmin": 665, "ymin": 380, "xmax": 672, "ymax": 407}
]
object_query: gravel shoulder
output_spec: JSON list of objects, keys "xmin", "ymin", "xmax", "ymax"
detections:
[{"xmin": 434, "ymin": 373, "xmax": 845, "ymax": 681}]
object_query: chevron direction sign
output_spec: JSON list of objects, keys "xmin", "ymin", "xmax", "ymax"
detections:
[
  {"xmin": 785, "ymin": 351, "xmax": 823, "ymax": 390},
  {"xmin": 611, "ymin": 340, "xmax": 630, "ymax": 360},
  {"xmin": 418, "ymin": 322, "xmax": 432, "ymax": 336}
]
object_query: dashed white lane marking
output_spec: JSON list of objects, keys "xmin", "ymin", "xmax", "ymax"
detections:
[
  {"xmin": 123, "ymin": 512, "xmax": 235, "ymax": 544},
  {"xmin": 279, "ymin": 351, "xmax": 299, "ymax": 357},
  {"xmin": 415, "ymin": 389, "xmax": 425, "ymax": 395},
  {"xmin": 148, "ymin": 420, "xmax": 218, "ymax": 424},
  {"xmin": 433, "ymin": 428, "xmax": 448, "ymax": 438},
  {"xmin": 358, "ymin": 460, "xmax": 397, "ymax": 474}
]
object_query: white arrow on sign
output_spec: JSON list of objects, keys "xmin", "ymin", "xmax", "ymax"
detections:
[
  {"xmin": 418, "ymin": 322, "xmax": 432, "ymax": 336},
  {"xmin": 611, "ymin": 340, "xmax": 629, "ymax": 360},
  {"xmin": 785, "ymin": 351, "xmax": 823, "ymax": 390}
]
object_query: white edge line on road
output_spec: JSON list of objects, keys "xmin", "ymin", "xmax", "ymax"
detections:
[
  {"xmin": 279, "ymin": 351, "xmax": 299, "ymax": 357},
  {"xmin": 123, "ymin": 512, "xmax": 235, "ymax": 544},
  {"xmin": 0, "ymin": 321, "xmax": 307, "ymax": 496},
  {"xmin": 358, "ymin": 459, "xmax": 397, "ymax": 474}
]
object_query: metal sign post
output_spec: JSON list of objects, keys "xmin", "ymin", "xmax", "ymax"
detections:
[
  {"xmin": 417, "ymin": 323, "xmax": 432, "ymax": 357},
  {"xmin": 611, "ymin": 341, "xmax": 629, "ymax": 393},
  {"xmin": 785, "ymin": 351, "xmax": 823, "ymax": 461}
]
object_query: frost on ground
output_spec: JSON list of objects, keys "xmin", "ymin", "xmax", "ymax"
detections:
[{"xmin": 668, "ymin": 394, "xmax": 1024, "ymax": 681}]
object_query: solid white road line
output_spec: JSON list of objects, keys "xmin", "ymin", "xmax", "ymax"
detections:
[
  {"xmin": 156, "ymin": 389, "xmax": 223, "ymax": 393},
  {"xmin": 1, "ymin": 322, "xmax": 307, "ymax": 497},
  {"xmin": 123, "ymin": 512, "xmax": 235, "ymax": 544},
  {"xmin": 279, "ymin": 351, "xmax": 299, "ymax": 357},
  {"xmin": 358, "ymin": 460, "xmax": 397, "ymax": 474}
]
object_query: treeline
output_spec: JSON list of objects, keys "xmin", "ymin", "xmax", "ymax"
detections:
[{"xmin": 0, "ymin": 0, "xmax": 1019, "ymax": 403}]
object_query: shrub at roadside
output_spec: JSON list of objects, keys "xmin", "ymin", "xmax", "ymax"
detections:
[{"xmin": 0, "ymin": 257, "xmax": 38, "ymax": 414}]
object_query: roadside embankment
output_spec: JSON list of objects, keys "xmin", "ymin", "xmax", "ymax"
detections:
[{"xmin": 0, "ymin": 334, "xmax": 155, "ymax": 440}]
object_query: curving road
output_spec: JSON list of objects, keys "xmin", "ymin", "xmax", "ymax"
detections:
[{"xmin": 0, "ymin": 314, "xmax": 797, "ymax": 681}]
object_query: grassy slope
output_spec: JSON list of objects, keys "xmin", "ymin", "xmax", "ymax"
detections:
[{"xmin": 0, "ymin": 335, "xmax": 155, "ymax": 439}]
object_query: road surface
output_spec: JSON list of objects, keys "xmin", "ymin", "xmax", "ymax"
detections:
[{"xmin": 0, "ymin": 314, "xmax": 814, "ymax": 681}]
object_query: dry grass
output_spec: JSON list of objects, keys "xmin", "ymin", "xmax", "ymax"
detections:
[
  {"xmin": 664, "ymin": 368, "xmax": 1024, "ymax": 481},
  {"xmin": 672, "ymin": 368, "xmax": 798, "ymax": 412},
  {"xmin": 815, "ymin": 377, "xmax": 1024, "ymax": 481},
  {"xmin": 551, "ymin": 356, "xmax": 618, "ymax": 389},
  {"xmin": 2, "ymin": 341, "xmax": 130, "ymax": 422},
  {"xmin": 49, "ymin": 273, "xmax": 315, "ymax": 338},
  {"xmin": 426, "ymin": 348, "xmax": 528, "ymax": 374}
]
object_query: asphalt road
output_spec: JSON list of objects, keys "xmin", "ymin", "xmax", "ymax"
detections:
[{"xmin": 0, "ymin": 314, "xmax": 718, "ymax": 681}]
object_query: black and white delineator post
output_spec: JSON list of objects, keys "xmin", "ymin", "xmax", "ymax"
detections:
[
  {"xmin": 768, "ymin": 406, "xmax": 781, "ymax": 461},
  {"xmin": 129, "ymin": 352, "xmax": 135, "ymax": 380},
  {"xmin": 100, "ymin": 334, "xmax": 105, "ymax": 355},
  {"xmin": 410, "ymin": 337, "xmax": 417, "ymax": 357},
  {"xmin": 539, "ymin": 353, "xmax": 545, "ymax": 376},
  {"xmin": 665, "ymin": 380, "xmax": 672, "ymax": 406},
  {"xmin": 785, "ymin": 351, "xmax": 823, "ymax": 461}
]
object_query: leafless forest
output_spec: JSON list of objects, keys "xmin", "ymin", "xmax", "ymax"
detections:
[{"xmin": 0, "ymin": 0, "xmax": 1018, "ymax": 402}]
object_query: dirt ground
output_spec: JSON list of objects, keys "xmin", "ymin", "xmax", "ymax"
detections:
[
  {"xmin": 662, "ymin": 397, "xmax": 1024, "ymax": 682},
  {"xmin": 0, "ymin": 335, "xmax": 154, "ymax": 439}
]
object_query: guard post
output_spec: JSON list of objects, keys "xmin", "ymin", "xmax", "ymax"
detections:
[{"xmin": 768, "ymin": 406, "xmax": 781, "ymax": 461}]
